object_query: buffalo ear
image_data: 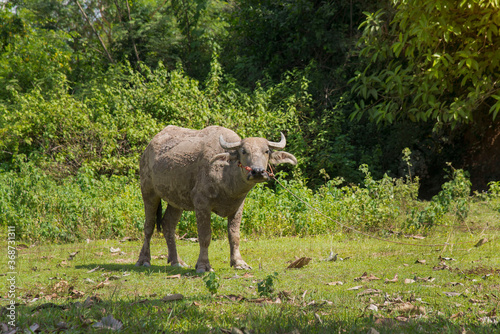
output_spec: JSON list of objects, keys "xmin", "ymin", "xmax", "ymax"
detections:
[
  {"xmin": 210, "ymin": 152, "xmax": 238, "ymax": 164},
  {"xmin": 269, "ymin": 151, "xmax": 297, "ymax": 165}
]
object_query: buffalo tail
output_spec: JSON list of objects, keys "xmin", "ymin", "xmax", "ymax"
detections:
[{"xmin": 156, "ymin": 201, "xmax": 162, "ymax": 233}]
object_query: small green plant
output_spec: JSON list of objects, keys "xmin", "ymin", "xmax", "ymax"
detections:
[
  {"xmin": 257, "ymin": 272, "xmax": 279, "ymax": 298},
  {"xmin": 488, "ymin": 181, "xmax": 500, "ymax": 198},
  {"xmin": 405, "ymin": 164, "xmax": 472, "ymax": 231},
  {"xmin": 203, "ymin": 272, "xmax": 220, "ymax": 295}
]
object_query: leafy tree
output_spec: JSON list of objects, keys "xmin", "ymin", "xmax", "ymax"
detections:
[
  {"xmin": 0, "ymin": 7, "xmax": 73, "ymax": 100},
  {"xmin": 351, "ymin": 0, "xmax": 500, "ymax": 126}
]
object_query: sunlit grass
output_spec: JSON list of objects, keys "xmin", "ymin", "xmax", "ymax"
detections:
[{"xmin": 2, "ymin": 221, "xmax": 499, "ymax": 333}]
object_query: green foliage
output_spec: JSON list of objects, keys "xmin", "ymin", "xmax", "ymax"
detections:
[
  {"xmin": 0, "ymin": 159, "xmax": 143, "ymax": 242},
  {"xmin": 406, "ymin": 164, "xmax": 472, "ymax": 230},
  {"xmin": 203, "ymin": 272, "xmax": 220, "ymax": 295},
  {"xmin": 0, "ymin": 75, "xmax": 160, "ymax": 176},
  {"xmin": 257, "ymin": 272, "xmax": 279, "ymax": 298},
  {"xmin": 488, "ymin": 181, "xmax": 500, "ymax": 198},
  {"xmin": 0, "ymin": 58, "xmax": 308, "ymax": 176},
  {"xmin": 351, "ymin": 0, "xmax": 500, "ymax": 126},
  {"xmin": 0, "ymin": 24, "xmax": 73, "ymax": 100},
  {"xmin": 0, "ymin": 148, "xmax": 479, "ymax": 243}
]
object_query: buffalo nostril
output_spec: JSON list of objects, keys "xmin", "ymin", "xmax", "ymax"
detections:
[{"xmin": 251, "ymin": 167, "xmax": 265, "ymax": 175}]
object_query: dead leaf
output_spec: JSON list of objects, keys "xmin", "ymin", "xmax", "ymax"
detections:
[
  {"xmin": 17, "ymin": 244, "xmax": 29, "ymax": 250},
  {"xmin": 83, "ymin": 295, "xmax": 102, "ymax": 308},
  {"xmin": 68, "ymin": 251, "xmax": 79, "ymax": 260},
  {"xmin": 474, "ymin": 238, "xmax": 488, "ymax": 247},
  {"xmin": 374, "ymin": 317, "xmax": 396, "ymax": 326},
  {"xmin": 357, "ymin": 288, "xmax": 383, "ymax": 297},
  {"xmin": 224, "ymin": 295, "xmax": 246, "ymax": 302},
  {"xmin": 70, "ymin": 289, "xmax": 85, "ymax": 299},
  {"xmin": 248, "ymin": 297, "xmax": 268, "ymax": 304},
  {"xmin": 445, "ymin": 282, "xmax": 464, "ymax": 287},
  {"xmin": 450, "ymin": 311, "xmax": 464, "ymax": 319},
  {"xmin": 444, "ymin": 292, "xmax": 462, "ymax": 297},
  {"xmin": 56, "ymin": 322, "xmax": 69, "ymax": 330},
  {"xmin": 469, "ymin": 298, "xmax": 485, "ymax": 304},
  {"xmin": 287, "ymin": 257, "xmax": 312, "ymax": 269},
  {"xmin": 130, "ymin": 299, "xmax": 149, "ymax": 306},
  {"xmin": 394, "ymin": 302, "xmax": 426, "ymax": 315},
  {"xmin": 404, "ymin": 278, "xmax": 415, "ymax": 284},
  {"xmin": 29, "ymin": 323, "xmax": 40, "ymax": 332},
  {"xmin": 87, "ymin": 266, "xmax": 101, "ymax": 273},
  {"xmin": 415, "ymin": 259, "xmax": 426, "ymax": 264},
  {"xmin": 53, "ymin": 280, "xmax": 69, "ymax": 293},
  {"xmin": 439, "ymin": 256, "xmax": 455, "ymax": 261},
  {"xmin": 433, "ymin": 261, "xmax": 451, "ymax": 270},
  {"xmin": 92, "ymin": 315, "xmax": 123, "ymax": 330},
  {"xmin": 385, "ymin": 274, "xmax": 398, "ymax": 283},
  {"xmin": 57, "ymin": 260, "xmax": 68, "ymax": 267},
  {"xmin": 165, "ymin": 274, "xmax": 182, "ymax": 279},
  {"xmin": 479, "ymin": 317, "xmax": 499, "ymax": 325},
  {"xmin": 324, "ymin": 251, "xmax": 337, "ymax": 262},
  {"xmin": 415, "ymin": 276, "xmax": 435, "ymax": 283},
  {"xmin": 354, "ymin": 272, "xmax": 381, "ymax": 282},
  {"xmin": 347, "ymin": 285, "xmax": 364, "ymax": 291},
  {"xmin": 94, "ymin": 281, "xmax": 110, "ymax": 289},
  {"xmin": 366, "ymin": 304, "xmax": 378, "ymax": 312},
  {"xmin": 110, "ymin": 247, "xmax": 121, "ymax": 253},
  {"xmin": 326, "ymin": 281, "xmax": 343, "ymax": 286},
  {"xmin": 162, "ymin": 294, "xmax": 184, "ymax": 302},
  {"xmin": 367, "ymin": 327, "xmax": 380, "ymax": 334}
]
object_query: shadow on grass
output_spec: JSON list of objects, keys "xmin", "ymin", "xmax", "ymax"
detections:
[
  {"xmin": 75, "ymin": 263, "xmax": 200, "ymax": 276},
  {"xmin": 15, "ymin": 295, "xmax": 497, "ymax": 334}
]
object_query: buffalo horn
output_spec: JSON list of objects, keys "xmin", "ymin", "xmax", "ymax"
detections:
[
  {"xmin": 219, "ymin": 135, "xmax": 241, "ymax": 150},
  {"xmin": 267, "ymin": 132, "xmax": 286, "ymax": 150}
]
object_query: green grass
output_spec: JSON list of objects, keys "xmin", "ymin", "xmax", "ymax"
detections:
[{"xmin": 2, "ymin": 225, "xmax": 499, "ymax": 333}]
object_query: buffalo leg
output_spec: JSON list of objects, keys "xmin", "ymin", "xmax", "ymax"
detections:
[
  {"xmin": 195, "ymin": 208, "xmax": 213, "ymax": 273},
  {"xmin": 162, "ymin": 204, "xmax": 187, "ymax": 267},
  {"xmin": 136, "ymin": 196, "xmax": 161, "ymax": 267},
  {"xmin": 228, "ymin": 202, "xmax": 252, "ymax": 270}
]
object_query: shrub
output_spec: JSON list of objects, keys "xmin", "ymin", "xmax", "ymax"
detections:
[
  {"xmin": 405, "ymin": 164, "xmax": 472, "ymax": 231},
  {"xmin": 0, "ymin": 159, "xmax": 143, "ymax": 242}
]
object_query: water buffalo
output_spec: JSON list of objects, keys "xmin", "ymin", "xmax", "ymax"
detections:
[{"xmin": 136, "ymin": 125, "xmax": 297, "ymax": 273}]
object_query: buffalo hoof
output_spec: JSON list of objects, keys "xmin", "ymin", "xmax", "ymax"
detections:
[
  {"xmin": 135, "ymin": 260, "xmax": 151, "ymax": 267},
  {"xmin": 234, "ymin": 263, "xmax": 252, "ymax": 270},
  {"xmin": 195, "ymin": 263, "xmax": 213, "ymax": 274},
  {"xmin": 231, "ymin": 260, "xmax": 252, "ymax": 270}
]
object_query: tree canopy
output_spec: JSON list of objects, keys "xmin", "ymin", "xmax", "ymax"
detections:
[
  {"xmin": 351, "ymin": 0, "xmax": 500, "ymax": 126},
  {"xmin": 1, "ymin": 0, "xmax": 499, "ymax": 191}
]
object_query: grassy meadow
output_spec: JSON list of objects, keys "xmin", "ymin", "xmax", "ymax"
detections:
[
  {"xmin": 1, "ymin": 158, "xmax": 500, "ymax": 333},
  {"xmin": 1, "ymin": 208, "xmax": 499, "ymax": 333}
]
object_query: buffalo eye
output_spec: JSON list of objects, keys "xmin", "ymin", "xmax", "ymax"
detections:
[
  {"xmin": 265, "ymin": 149, "xmax": 270, "ymax": 154},
  {"xmin": 241, "ymin": 148, "xmax": 247, "ymax": 155}
]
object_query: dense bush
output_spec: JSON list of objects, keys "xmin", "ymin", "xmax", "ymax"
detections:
[
  {"xmin": 0, "ymin": 160, "xmax": 143, "ymax": 242},
  {"xmin": 0, "ymin": 148, "xmax": 476, "ymax": 243},
  {"xmin": 0, "ymin": 60, "xmax": 308, "ymax": 176}
]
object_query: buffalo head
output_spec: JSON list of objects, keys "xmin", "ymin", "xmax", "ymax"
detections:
[{"xmin": 217, "ymin": 132, "xmax": 297, "ymax": 182}]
